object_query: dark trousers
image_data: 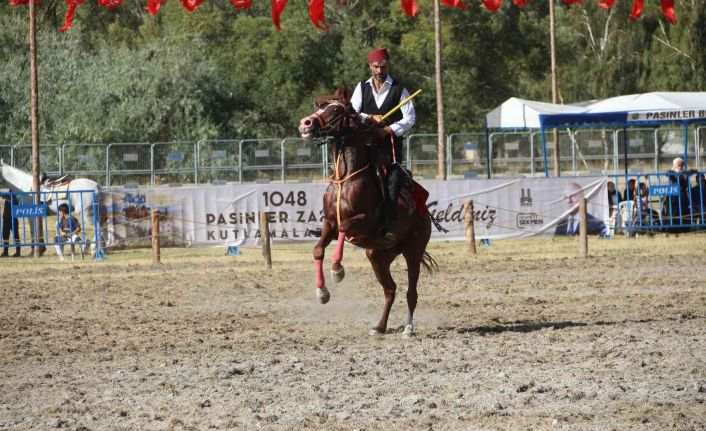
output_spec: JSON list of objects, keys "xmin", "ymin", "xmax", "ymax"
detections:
[
  {"xmin": 386, "ymin": 164, "xmax": 403, "ymax": 220},
  {"xmin": 2, "ymin": 201, "xmax": 20, "ymax": 254}
]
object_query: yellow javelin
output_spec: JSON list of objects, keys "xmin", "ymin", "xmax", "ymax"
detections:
[{"xmin": 380, "ymin": 89, "xmax": 422, "ymax": 121}]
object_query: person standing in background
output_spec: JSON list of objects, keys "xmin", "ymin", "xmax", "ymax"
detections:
[{"xmin": 1, "ymin": 194, "xmax": 21, "ymax": 258}]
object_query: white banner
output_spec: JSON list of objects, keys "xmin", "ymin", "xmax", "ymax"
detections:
[
  {"xmin": 628, "ymin": 109, "xmax": 706, "ymax": 122},
  {"xmin": 100, "ymin": 177, "xmax": 609, "ymax": 247}
]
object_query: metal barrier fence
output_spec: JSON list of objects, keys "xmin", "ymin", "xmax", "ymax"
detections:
[
  {"xmin": 607, "ymin": 171, "xmax": 706, "ymax": 235},
  {"xmin": 2, "ymin": 125, "xmax": 703, "ymax": 187},
  {"xmin": 0, "ymin": 190, "xmax": 104, "ymax": 260}
]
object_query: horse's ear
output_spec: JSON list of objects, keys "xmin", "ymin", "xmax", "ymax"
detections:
[{"xmin": 335, "ymin": 84, "xmax": 352, "ymax": 103}]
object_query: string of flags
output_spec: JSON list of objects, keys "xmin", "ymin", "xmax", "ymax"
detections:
[{"xmin": 8, "ymin": 0, "xmax": 678, "ymax": 33}]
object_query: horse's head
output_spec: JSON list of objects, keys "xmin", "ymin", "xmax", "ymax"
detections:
[{"xmin": 299, "ymin": 87, "xmax": 361, "ymax": 141}]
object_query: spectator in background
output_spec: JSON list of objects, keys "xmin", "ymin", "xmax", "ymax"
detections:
[
  {"xmin": 1, "ymin": 194, "xmax": 21, "ymax": 258},
  {"xmin": 690, "ymin": 173, "xmax": 706, "ymax": 222},
  {"xmin": 54, "ymin": 203, "xmax": 84, "ymax": 262},
  {"xmin": 622, "ymin": 178, "xmax": 637, "ymax": 202},
  {"xmin": 634, "ymin": 182, "xmax": 659, "ymax": 225},
  {"xmin": 607, "ymin": 181, "xmax": 621, "ymax": 217},
  {"xmin": 555, "ymin": 182, "xmax": 608, "ymax": 236},
  {"xmin": 665, "ymin": 157, "xmax": 696, "ymax": 225}
]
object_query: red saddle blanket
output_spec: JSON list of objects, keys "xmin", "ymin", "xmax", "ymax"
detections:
[{"xmin": 409, "ymin": 180, "xmax": 430, "ymax": 217}]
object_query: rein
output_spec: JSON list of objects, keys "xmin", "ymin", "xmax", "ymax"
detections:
[{"xmin": 330, "ymin": 150, "xmax": 369, "ymax": 227}]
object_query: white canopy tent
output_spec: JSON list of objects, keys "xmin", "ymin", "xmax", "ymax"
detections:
[
  {"xmin": 484, "ymin": 97, "xmax": 586, "ymax": 129},
  {"xmin": 485, "ymin": 92, "xmax": 706, "ymax": 176},
  {"xmin": 486, "ymin": 92, "xmax": 706, "ymax": 129},
  {"xmin": 582, "ymin": 92, "xmax": 706, "ymax": 115}
]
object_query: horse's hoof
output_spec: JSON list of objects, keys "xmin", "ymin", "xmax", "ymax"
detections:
[
  {"xmin": 403, "ymin": 324, "xmax": 415, "ymax": 337},
  {"xmin": 331, "ymin": 266, "xmax": 345, "ymax": 283},
  {"xmin": 369, "ymin": 327, "xmax": 385, "ymax": 336},
  {"xmin": 317, "ymin": 287, "xmax": 330, "ymax": 304}
]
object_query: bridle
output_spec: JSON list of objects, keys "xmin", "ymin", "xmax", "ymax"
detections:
[{"xmin": 310, "ymin": 100, "xmax": 361, "ymax": 146}]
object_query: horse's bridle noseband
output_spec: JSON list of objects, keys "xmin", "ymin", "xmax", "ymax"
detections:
[{"xmin": 311, "ymin": 100, "xmax": 360, "ymax": 146}]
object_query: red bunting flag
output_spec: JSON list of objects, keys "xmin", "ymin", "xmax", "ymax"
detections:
[
  {"xmin": 629, "ymin": 0, "xmax": 644, "ymax": 20},
  {"xmin": 231, "ymin": 0, "xmax": 251, "ymax": 9},
  {"xmin": 660, "ymin": 0, "xmax": 677, "ymax": 24},
  {"xmin": 481, "ymin": 0, "xmax": 502, "ymax": 11},
  {"xmin": 8, "ymin": 0, "xmax": 681, "ymax": 31},
  {"xmin": 97, "ymin": 0, "xmax": 124, "ymax": 8},
  {"xmin": 400, "ymin": 0, "xmax": 418, "ymax": 17},
  {"xmin": 146, "ymin": 0, "xmax": 166, "ymax": 15},
  {"xmin": 179, "ymin": 0, "xmax": 203, "ymax": 11},
  {"xmin": 441, "ymin": 0, "xmax": 467, "ymax": 8},
  {"xmin": 272, "ymin": 0, "xmax": 288, "ymax": 31},
  {"xmin": 60, "ymin": 0, "xmax": 83, "ymax": 32},
  {"xmin": 309, "ymin": 0, "xmax": 326, "ymax": 29}
]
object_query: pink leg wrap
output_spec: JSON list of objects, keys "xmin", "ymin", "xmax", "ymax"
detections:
[
  {"xmin": 333, "ymin": 231, "xmax": 345, "ymax": 264},
  {"xmin": 314, "ymin": 259, "xmax": 325, "ymax": 289}
]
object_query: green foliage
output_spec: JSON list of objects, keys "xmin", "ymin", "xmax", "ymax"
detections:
[{"xmin": 0, "ymin": 0, "xmax": 704, "ymax": 146}]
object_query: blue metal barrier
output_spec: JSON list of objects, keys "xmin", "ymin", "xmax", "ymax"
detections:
[
  {"xmin": 0, "ymin": 190, "xmax": 104, "ymax": 260},
  {"xmin": 608, "ymin": 171, "xmax": 705, "ymax": 234}
]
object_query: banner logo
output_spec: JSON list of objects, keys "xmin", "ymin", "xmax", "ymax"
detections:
[
  {"xmin": 520, "ymin": 188, "xmax": 533, "ymax": 207},
  {"xmin": 517, "ymin": 213, "xmax": 544, "ymax": 229}
]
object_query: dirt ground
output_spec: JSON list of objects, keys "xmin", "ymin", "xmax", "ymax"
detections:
[{"xmin": 1, "ymin": 234, "xmax": 705, "ymax": 430}]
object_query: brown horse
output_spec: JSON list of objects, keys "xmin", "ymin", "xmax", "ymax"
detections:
[{"xmin": 299, "ymin": 87, "xmax": 439, "ymax": 336}]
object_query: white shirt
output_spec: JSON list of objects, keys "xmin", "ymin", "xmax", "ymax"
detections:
[{"xmin": 350, "ymin": 75, "xmax": 416, "ymax": 137}]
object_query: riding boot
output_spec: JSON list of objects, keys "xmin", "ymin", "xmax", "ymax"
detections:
[
  {"xmin": 380, "ymin": 200, "xmax": 395, "ymax": 241},
  {"xmin": 387, "ymin": 165, "xmax": 402, "ymax": 222}
]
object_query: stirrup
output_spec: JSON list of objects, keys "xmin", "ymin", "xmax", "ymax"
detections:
[{"xmin": 380, "ymin": 226, "xmax": 396, "ymax": 241}]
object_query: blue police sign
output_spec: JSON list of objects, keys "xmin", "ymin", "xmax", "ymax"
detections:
[
  {"xmin": 12, "ymin": 204, "xmax": 47, "ymax": 218},
  {"xmin": 649, "ymin": 184, "xmax": 679, "ymax": 197}
]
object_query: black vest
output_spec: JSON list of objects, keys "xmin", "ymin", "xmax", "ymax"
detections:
[{"xmin": 360, "ymin": 79, "xmax": 404, "ymax": 125}]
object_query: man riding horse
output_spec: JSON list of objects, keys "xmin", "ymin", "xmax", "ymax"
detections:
[{"xmin": 350, "ymin": 47, "xmax": 416, "ymax": 241}]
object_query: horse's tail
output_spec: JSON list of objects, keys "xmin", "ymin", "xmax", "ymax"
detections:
[{"xmin": 420, "ymin": 251, "xmax": 438, "ymax": 275}]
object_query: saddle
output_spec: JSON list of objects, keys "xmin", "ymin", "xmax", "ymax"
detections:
[
  {"xmin": 41, "ymin": 175, "xmax": 72, "ymax": 201},
  {"xmin": 43, "ymin": 174, "xmax": 71, "ymax": 187},
  {"xmin": 374, "ymin": 164, "xmax": 427, "ymax": 217}
]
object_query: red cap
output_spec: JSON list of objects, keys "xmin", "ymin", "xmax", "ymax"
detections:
[{"xmin": 368, "ymin": 48, "xmax": 389, "ymax": 65}]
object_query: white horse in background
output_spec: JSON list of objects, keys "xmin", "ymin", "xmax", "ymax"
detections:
[
  {"xmin": 1, "ymin": 161, "xmax": 101, "ymax": 258},
  {"xmin": 0, "ymin": 161, "xmax": 99, "ymax": 217}
]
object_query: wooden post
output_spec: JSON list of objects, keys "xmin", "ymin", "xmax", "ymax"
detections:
[
  {"xmin": 579, "ymin": 197, "xmax": 588, "ymax": 257},
  {"xmin": 464, "ymin": 200, "xmax": 476, "ymax": 255},
  {"xmin": 434, "ymin": 0, "xmax": 446, "ymax": 180},
  {"xmin": 151, "ymin": 210, "xmax": 160, "ymax": 264},
  {"xmin": 29, "ymin": 0, "xmax": 44, "ymax": 257},
  {"xmin": 549, "ymin": 0, "xmax": 561, "ymax": 178},
  {"xmin": 260, "ymin": 212, "xmax": 272, "ymax": 269}
]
